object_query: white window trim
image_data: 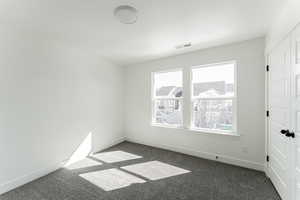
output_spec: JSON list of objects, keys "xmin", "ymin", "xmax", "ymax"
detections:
[
  {"xmin": 189, "ymin": 61, "xmax": 238, "ymax": 135},
  {"xmin": 151, "ymin": 69, "xmax": 184, "ymax": 128}
]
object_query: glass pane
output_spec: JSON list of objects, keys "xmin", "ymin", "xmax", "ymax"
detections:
[
  {"xmin": 192, "ymin": 99, "xmax": 233, "ymax": 131},
  {"xmin": 153, "ymin": 99, "xmax": 182, "ymax": 126},
  {"xmin": 297, "ymin": 41, "xmax": 300, "ymax": 64},
  {"xmin": 154, "ymin": 71, "xmax": 183, "ymax": 97},
  {"xmin": 192, "ymin": 63, "xmax": 234, "ymax": 98}
]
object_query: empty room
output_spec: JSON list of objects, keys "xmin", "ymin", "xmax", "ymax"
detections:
[{"xmin": 0, "ymin": 0, "xmax": 300, "ymax": 200}]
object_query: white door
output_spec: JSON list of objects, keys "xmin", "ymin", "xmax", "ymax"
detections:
[
  {"xmin": 268, "ymin": 37, "xmax": 292, "ymax": 200},
  {"xmin": 291, "ymin": 24, "xmax": 300, "ymax": 200}
]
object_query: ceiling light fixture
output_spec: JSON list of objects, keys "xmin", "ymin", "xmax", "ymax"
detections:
[{"xmin": 114, "ymin": 5, "xmax": 138, "ymax": 24}]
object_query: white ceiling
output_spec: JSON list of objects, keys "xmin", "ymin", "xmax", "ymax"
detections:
[{"xmin": 0, "ymin": 0, "xmax": 286, "ymax": 66}]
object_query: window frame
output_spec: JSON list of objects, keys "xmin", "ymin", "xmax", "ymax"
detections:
[
  {"xmin": 151, "ymin": 68, "xmax": 184, "ymax": 128},
  {"xmin": 189, "ymin": 61, "xmax": 238, "ymax": 135}
]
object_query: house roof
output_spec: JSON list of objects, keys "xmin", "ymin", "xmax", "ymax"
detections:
[
  {"xmin": 156, "ymin": 86, "xmax": 183, "ymax": 97},
  {"xmin": 156, "ymin": 86, "xmax": 175, "ymax": 96},
  {"xmin": 193, "ymin": 81, "xmax": 226, "ymax": 96},
  {"xmin": 156, "ymin": 81, "xmax": 233, "ymax": 98}
]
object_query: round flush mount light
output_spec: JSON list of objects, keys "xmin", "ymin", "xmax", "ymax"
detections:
[{"xmin": 114, "ymin": 5, "xmax": 138, "ymax": 24}]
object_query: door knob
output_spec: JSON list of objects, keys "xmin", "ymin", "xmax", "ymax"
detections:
[
  {"xmin": 280, "ymin": 129, "xmax": 289, "ymax": 135},
  {"xmin": 285, "ymin": 131, "xmax": 295, "ymax": 138}
]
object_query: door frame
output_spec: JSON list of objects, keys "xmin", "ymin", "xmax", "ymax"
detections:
[{"xmin": 265, "ymin": 54, "xmax": 270, "ymax": 177}]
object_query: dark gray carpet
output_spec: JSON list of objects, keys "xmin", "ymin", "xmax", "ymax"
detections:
[{"xmin": 0, "ymin": 141, "xmax": 281, "ymax": 200}]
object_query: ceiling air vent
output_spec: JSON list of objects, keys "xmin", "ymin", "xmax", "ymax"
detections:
[{"xmin": 175, "ymin": 43, "xmax": 192, "ymax": 49}]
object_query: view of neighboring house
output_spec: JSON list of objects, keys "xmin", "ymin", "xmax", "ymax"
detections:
[
  {"xmin": 155, "ymin": 81, "xmax": 233, "ymax": 130},
  {"xmin": 154, "ymin": 86, "xmax": 183, "ymax": 125},
  {"xmin": 193, "ymin": 81, "xmax": 234, "ymax": 97}
]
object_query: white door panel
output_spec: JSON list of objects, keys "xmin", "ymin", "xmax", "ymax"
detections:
[
  {"xmin": 268, "ymin": 23, "xmax": 300, "ymax": 200},
  {"xmin": 270, "ymin": 108, "xmax": 288, "ymax": 126},
  {"xmin": 292, "ymin": 134, "xmax": 300, "ymax": 200},
  {"xmin": 268, "ymin": 36, "xmax": 291, "ymax": 200},
  {"xmin": 291, "ymin": 24, "xmax": 300, "ymax": 200}
]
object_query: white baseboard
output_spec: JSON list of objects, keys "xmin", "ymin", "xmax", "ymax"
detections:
[
  {"xmin": 0, "ymin": 137, "xmax": 263, "ymax": 196},
  {"xmin": 0, "ymin": 161, "xmax": 65, "ymax": 195},
  {"xmin": 92, "ymin": 137, "xmax": 126, "ymax": 153},
  {"xmin": 126, "ymin": 138, "xmax": 264, "ymax": 171},
  {"xmin": 264, "ymin": 163, "xmax": 270, "ymax": 177},
  {"xmin": 0, "ymin": 137, "xmax": 126, "ymax": 196}
]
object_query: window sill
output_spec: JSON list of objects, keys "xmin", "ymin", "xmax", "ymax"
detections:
[
  {"xmin": 151, "ymin": 123, "xmax": 239, "ymax": 136},
  {"xmin": 151, "ymin": 123, "xmax": 183, "ymax": 129},
  {"xmin": 189, "ymin": 127, "xmax": 239, "ymax": 136}
]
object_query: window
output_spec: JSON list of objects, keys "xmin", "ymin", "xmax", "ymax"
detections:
[
  {"xmin": 191, "ymin": 62, "xmax": 236, "ymax": 133},
  {"xmin": 151, "ymin": 61, "xmax": 237, "ymax": 135},
  {"xmin": 296, "ymin": 40, "xmax": 300, "ymax": 64},
  {"xmin": 152, "ymin": 70, "xmax": 183, "ymax": 127}
]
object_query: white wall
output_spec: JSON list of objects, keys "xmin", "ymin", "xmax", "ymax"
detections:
[
  {"xmin": 0, "ymin": 25, "xmax": 124, "ymax": 194},
  {"xmin": 124, "ymin": 37, "xmax": 265, "ymax": 170},
  {"xmin": 266, "ymin": 0, "xmax": 300, "ymax": 52}
]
